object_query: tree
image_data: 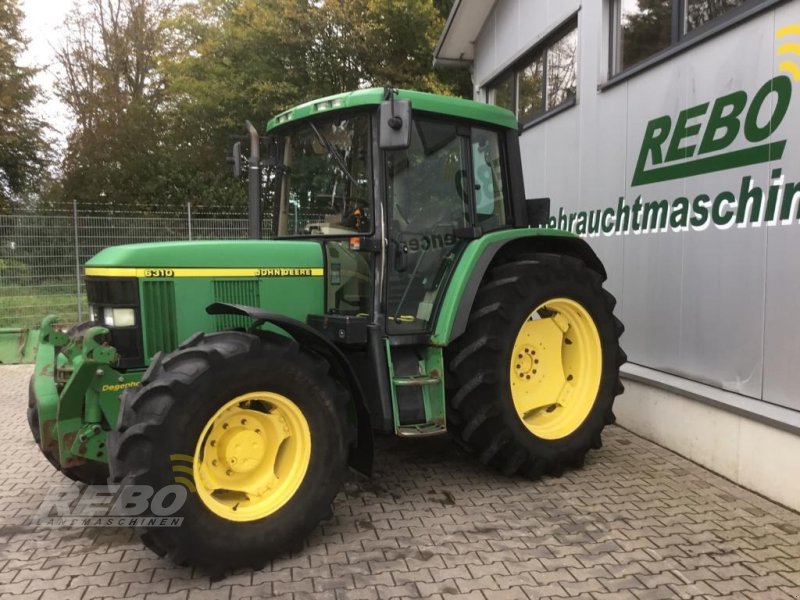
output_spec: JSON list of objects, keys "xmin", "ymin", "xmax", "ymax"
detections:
[
  {"xmin": 55, "ymin": 0, "xmax": 177, "ymax": 210},
  {"xmin": 161, "ymin": 0, "xmax": 472, "ymax": 210},
  {"xmin": 52, "ymin": 0, "xmax": 472, "ymax": 213},
  {"xmin": 0, "ymin": 0, "xmax": 46, "ymax": 210},
  {"xmin": 619, "ymin": 0, "xmax": 672, "ymax": 71}
]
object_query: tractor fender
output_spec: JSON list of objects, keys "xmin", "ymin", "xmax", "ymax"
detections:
[
  {"xmin": 443, "ymin": 233, "xmax": 607, "ymax": 345},
  {"xmin": 206, "ymin": 302, "xmax": 374, "ymax": 476}
]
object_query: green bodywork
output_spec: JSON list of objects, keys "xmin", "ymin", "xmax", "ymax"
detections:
[
  {"xmin": 433, "ymin": 228, "xmax": 578, "ymax": 345},
  {"xmin": 30, "ymin": 227, "xmax": 585, "ymax": 471},
  {"xmin": 267, "ymin": 87, "xmax": 518, "ymax": 132},
  {"xmin": 88, "ymin": 241, "xmax": 325, "ymax": 362},
  {"xmin": 386, "ymin": 341, "xmax": 446, "ymax": 437},
  {"xmin": 33, "ymin": 240, "xmax": 325, "ymax": 471}
]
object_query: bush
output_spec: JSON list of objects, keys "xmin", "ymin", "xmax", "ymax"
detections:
[{"xmin": 0, "ymin": 258, "xmax": 33, "ymax": 285}]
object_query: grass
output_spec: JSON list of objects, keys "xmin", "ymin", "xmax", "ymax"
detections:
[{"xmin": 0, "ymin": 284, "xmax": 88, "ymax": 329}]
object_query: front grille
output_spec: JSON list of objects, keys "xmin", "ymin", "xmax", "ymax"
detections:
[
  {"xmin": 141, "ymin": 281, "xmax": 178, "ymax": 358},
  {"xmin": 213, "ymin": 280, "xmax": 260, "ymax": 330},
  {"xmin": 85, "ymin": 278, "xmax": 138, "ymax": 305}
]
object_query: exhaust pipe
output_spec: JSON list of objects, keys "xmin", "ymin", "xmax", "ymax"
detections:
[{"xmin": 245, "ymin": 120, "xmax": 261, "ymax": 240}]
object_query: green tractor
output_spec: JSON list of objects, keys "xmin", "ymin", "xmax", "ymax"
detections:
[{"xmin": 29, "ymin": 88, "xmax": 625, "ymax": 572}]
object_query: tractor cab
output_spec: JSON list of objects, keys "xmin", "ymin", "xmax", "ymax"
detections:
[{"xmin": 260, "ymin": 88, "xmax": 528, "ymax": 434}]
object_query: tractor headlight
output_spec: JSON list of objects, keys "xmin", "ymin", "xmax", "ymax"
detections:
[
  {"xmin": 103, "ymin": 307, "xmax": 136, "ymax": 328},
  {"xmin": 85, "ymin": 277, "xmax": 143, "ymax": 368}
]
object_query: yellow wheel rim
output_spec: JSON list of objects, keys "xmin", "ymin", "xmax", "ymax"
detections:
[
  {"xmin": 193, "ymin": 391, "xmax": 311, "ymax": 522},
  {"xmin": 509, "ymin": 298, "xmax": 602, "ymax": 440}
]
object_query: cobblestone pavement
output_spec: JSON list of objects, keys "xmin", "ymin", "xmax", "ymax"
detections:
[{"xmin": 1, "ymin": 364, "xmax": 800, "ymax": 599}]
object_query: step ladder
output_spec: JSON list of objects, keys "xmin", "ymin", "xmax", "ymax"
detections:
[{"xmin": 385, "ymin": 341, "xmax": 447, "ymax": 437}]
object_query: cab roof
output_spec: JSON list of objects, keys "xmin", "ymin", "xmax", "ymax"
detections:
[{"xmin": 266, "ymin": 88, "xmax": 518, "ymax": 132}]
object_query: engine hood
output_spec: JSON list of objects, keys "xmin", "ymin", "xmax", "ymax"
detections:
[{"xmin": 85, "ymin": 240, "xmax": 324, "ymax": 275}]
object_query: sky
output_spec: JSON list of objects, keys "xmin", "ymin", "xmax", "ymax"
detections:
[{"xmin": 19, "ymin": 0, "xmax": 76, "ymax": 144}]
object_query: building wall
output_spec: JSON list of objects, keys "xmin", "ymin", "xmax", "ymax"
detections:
[
  {"xmin": 472, "ymin": 0, "xmax": 800, "ymax": 411},
  {"xmin": 469, "ymin": 0, "xmax": 800, "ymax": 509}
]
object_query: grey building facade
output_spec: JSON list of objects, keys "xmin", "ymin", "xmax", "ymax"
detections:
[{"xmin": 436, "ymin": 0, "xmax": 800, "ymax": 509}]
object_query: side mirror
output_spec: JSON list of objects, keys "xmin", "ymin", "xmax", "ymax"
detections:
[
  {"xmin": 379, "ymin": 99, "xmax": 412, "ymax": 150},
  {"xmin": 525, "ymin": 197, "xmax": 551, "ymax": 227},
  {"xmin": 229, "ymin": 141, "xmax": 242, "ymax": 177}
]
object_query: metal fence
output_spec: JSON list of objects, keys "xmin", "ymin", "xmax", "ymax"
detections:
[{"xmin": 0, "ymin": 202, "xmax": 252, "ymax": 329}]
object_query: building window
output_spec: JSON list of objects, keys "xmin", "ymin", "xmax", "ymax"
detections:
[
  {"xmin": 611, "ymin": 0, "xmax": 752, "ymax": 75},
  {"xmin": 685, "ymin": 0, "xmax": 749, "ymax": 31},
  {"xmin": 493, "ymin": 73, "xmax": 515, "ymax": 113},
  {"xmin": 488, "ymin": 19, "xmax": 578, "ymax": 125}
]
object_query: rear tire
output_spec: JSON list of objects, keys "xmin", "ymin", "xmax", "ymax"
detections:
[
  {"xmin": 108, "ymin": 330, "xmax": 351, "ymax": 573},
  {"xmin": 445, "ymin": 254, "xmax": 626, "ymax": 478}
]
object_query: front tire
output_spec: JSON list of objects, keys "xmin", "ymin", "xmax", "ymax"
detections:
[
  {"xmin": 445, "ymin": 254, "xmax": 626, "ymax": 478},
  {"xmin": 108, "ymin": 330, "xmax": 351, "ymax": 573}
]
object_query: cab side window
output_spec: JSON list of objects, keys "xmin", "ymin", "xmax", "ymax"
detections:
[{"xmin": 472, "ymin": 128, "xmax": 507, "ymax": 231}]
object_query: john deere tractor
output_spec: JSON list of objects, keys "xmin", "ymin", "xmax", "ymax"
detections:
[{"xmin": 29, "ymin": 88, "xmax": 625, "ymax": 572}]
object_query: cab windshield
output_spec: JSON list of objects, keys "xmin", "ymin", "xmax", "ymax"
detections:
[{"xmin": 274, "ymin": 113, "xmax": 371, "ymax": 237}]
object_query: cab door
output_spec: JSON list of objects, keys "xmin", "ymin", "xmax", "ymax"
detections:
[{"xmin": 384, "ymin": 119, "xmax": 472, "ymax": 334}]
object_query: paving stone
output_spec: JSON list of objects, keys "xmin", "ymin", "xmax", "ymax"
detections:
[
  {"xmin": 127, "ymin": 580, "xmax": 170, "ymax": 596},
  {"xmin": 561, "ymin": 578, "xmax": 608, "ymax": 596},
  {"xmin": 143, "ymin": 591, "xmax": 187, "ymax": 600},
  {"xmin": 667, "ymin": 581, "xmax": 719, "ymax": 597},
  {"xmin": 598, "ymin": 574, "xmax": 644, "ymax": 593},
  {"xmin": 0, "ymin": 580, "xmax": 33, "ymax": 597},
  {"xmin": 391, "ymin": 567, "xmax": 434, "ymax": 585},
  {"xmin": 592, "ymin": 591, "xmax": 639, "ymax": 600},
  {"xmin": 632, "ymin": 584, "xmax": 678, "ymax": 599},
  {"xmin": 416, "ymin": 580, "xmax": 460, "ymax": 596},
  {"xmin": 568, "ymin": 565, "xmax": 611, "ymax": 581},
  {"xmin": 2, "ymin": 365, "xmax": 800, "ymax": 600},
  {"xmin": 374, "ymin": 583, "xmax": 420, "ymax": 599},
  {"xmin": 482, "ymin": 587, "xmax": 528, "ymax": 600},
  {"xmin": 84, "ymin": 583, "xmax": 131, "ymax": 599},
  {"xmin": 454, "ymin": 574, "xmax": 497, "ymax": 593},
  {"xmin": 23, "ymin": 576, "xmax": 71, "ymax": 593},
  {"xmin": 229, "ymin": 583, "xmax": 272, "ymax": 599},
  {"xmin": 743, "ymin": 590, "xmax": 800, "ymax": 600},
  {"xmin": 41, "ymin": 588, "xmax": 85, "ymax": 600},
  {"xmin": 467, "ymin": 562, "xmax": 509, "ymax": 578},
  {"xmin": 522, "ymin": 583, "xmax": 568, "ymax": 599},
  {"xmin": 708, "ymin": 576, "xmax": 758, "ymax": 595},
  {"xmin": 111, "ymin": 569, "xmax": 155, "ymax": 585},
  {"xmin": 188, "ymin": 588, "xmax": 230, "ymax": 600}
]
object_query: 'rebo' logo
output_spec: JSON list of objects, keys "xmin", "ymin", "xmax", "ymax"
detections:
[
  {"xmin": 631, "ymin": 75, "xmax": 792, "ymax": 187},
  {"xmin": 632, "ymin": 24, "xmax": 800, "ymax": 187}
]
